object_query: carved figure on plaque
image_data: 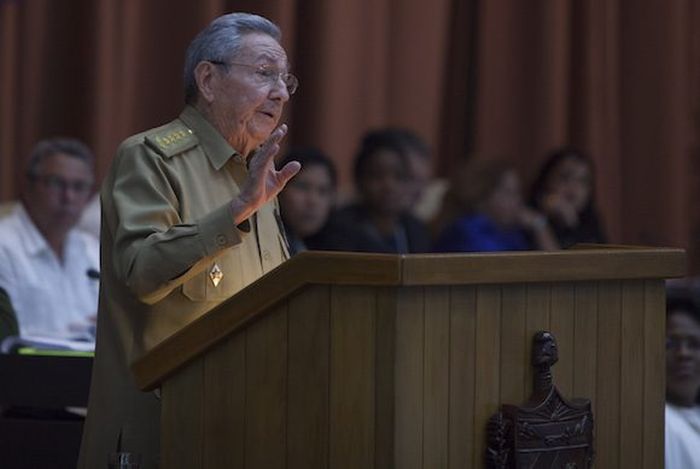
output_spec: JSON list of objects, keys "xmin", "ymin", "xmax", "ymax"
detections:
[{"xmin": 486, "ymin": 331, "xmax": 594, "ymax": 468}]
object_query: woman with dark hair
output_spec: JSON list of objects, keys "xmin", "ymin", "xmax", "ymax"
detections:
[
  {"xmin": 529, "ymin": 147, "xmax": 606, "ymax": 248},
  {"xmin": 323, "ymin": 129, "xmax": 431, "ymax": 253},
  {"xmin": 434, "ymin": 159, "xmax": 558, "ymax": 252},
  {"xmin": 278, "ymin": 147, "xmax": 337, "ymax": 254},
  {"xmin": 665, "ymin": 296, "xmax": 700, "ymax": 468}
]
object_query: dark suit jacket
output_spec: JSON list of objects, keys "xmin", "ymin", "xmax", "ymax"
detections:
[{"xmin": 314, "ymin": 204, "xmax": 432, "ymax": 254}]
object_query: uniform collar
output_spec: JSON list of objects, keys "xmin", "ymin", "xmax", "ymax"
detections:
[{"xmin": 179, "ymin": 105, "xmax": 243, "ymax": 171}]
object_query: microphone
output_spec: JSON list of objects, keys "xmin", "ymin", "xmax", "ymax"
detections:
[{"xmin": 86, "ymin": 268, "xmax": 100, "ymax": 281}]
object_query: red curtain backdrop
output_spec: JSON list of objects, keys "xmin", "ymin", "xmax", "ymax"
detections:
[{"xmin": 1, "ymin": 0, "xmax": 698, "ymax": 271}]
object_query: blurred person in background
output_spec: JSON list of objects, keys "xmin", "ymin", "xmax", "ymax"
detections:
[
  {"xmin": 325, "ymin": 129, "xmax": 431, "ymax": 253},
  {"xmin": 528, "ymin": 147, "xmax": 606, "ymax": 248},
  {"xmin": 278, "ymin": 147, "xmax": 337, "ymax": 254},
  {"xmin": 665, "ymin": 296, "xmax": 700, "ymax": 468},
  {"xmin": 0, "ymin": 138, "xmax": 99, "ymax": 340},
  {"xmin": 391, "ymin": 128, "xmax": 446, "ymax": 222},
  {"xmin": 360, "ymin": 127, "xmax": 447, "ymax": 223},
  {"xmin": 434, "ymin": 159, "xmax": 558, "ymax": 252}
]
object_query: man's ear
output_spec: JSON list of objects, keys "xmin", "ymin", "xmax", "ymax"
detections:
[{"xmin": 194, "ymin": 61, "xmax": 218, "ymax": 104}]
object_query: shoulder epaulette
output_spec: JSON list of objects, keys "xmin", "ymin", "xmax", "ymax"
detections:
[{"xmin": 144, "ymin": 122, "xmax": 198, "ymax": 158}]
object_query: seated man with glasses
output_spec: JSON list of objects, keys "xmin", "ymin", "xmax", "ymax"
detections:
[{"xmin": 0, "ymin": 138, "xmax": 99, "ymax": 342}]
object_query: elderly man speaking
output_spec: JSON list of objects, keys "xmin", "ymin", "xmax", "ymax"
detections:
[{"xmin": 79, "ymin": 13, "xmax": 300, "ymax": 468}]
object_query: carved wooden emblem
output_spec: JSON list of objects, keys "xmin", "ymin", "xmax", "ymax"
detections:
[{"xmin": 486, "ymin": 331, "xmax": 594, "ymax": 468}]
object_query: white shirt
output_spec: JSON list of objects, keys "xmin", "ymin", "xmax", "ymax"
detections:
[
  {"xmin": 77, "ymin": 194, "xmax": 101, "ymax": 239},
  {"xmin": 666, "ymin": 403, "xmax": 700, "ymax": 469},
  {"xmin": 0, "ymin": 204, "xmax": 99, "ymax": 340}
]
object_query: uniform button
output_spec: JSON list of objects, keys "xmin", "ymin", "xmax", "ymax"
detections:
[
  {"xmin": 216, "ymin": 234, "xmax": 227, "ymax": 246},
  {"xmin": 263, "ymin": 249, "xmax": 272, "ymax": 261}
]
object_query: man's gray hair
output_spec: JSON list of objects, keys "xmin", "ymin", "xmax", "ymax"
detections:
[
  {"xmin": 26, "ymin": 138, "xmax": 94, "ymax": 177},
  {"xmin": 183, "ymin": 13, "xmax": 282, "ymax": 104}
]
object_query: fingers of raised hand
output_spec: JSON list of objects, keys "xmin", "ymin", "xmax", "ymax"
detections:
[
  {"xmin": 278, "ymin": 160, "xmax": 301, "ymax": 185},
  {"xmin": 261, "ymin": 124, "xmax": 288, "ymax": 157},
  {"xmin": 250, "ymin": 124, "xmax": 288, "ymax": 172}
]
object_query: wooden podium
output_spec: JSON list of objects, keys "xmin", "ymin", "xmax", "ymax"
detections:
[{"xmin": 133, "ymin": 246, "xmax": 684, "ymax": 468}]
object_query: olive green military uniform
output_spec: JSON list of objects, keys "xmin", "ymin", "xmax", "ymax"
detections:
[{"xmin": 78, "ymin": 106, "xmax": 289, "ymax": 469}]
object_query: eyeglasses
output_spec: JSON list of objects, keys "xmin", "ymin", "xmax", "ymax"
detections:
[
  {"xmin": 209, "ymin": 60, "xmax": 299, "ymax": 95},
  {"xmin": 30, "ymin": 174, "xmax": 93, "ymax": 196},
  {"xmin": 666, "ymin": 336, "xmax": 700, "ymax": 352}
]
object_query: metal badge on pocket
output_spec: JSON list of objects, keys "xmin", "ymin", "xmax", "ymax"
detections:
[{"xmin": 209, "ymin": 263, "xmax": 223, "ymax": 287}]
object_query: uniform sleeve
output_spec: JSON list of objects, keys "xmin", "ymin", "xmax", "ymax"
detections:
[{"xmin": 107, "ymin": 142, "xmax": 249, "ymax": 305}]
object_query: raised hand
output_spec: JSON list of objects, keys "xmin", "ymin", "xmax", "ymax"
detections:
[
  {"xmin": 231, "ymin": 124, "xmax": 301, "ymax": 224},
  {"xmin": 517, "ymin": 206, "xmax": 560, "ymax": 250},
  {"xmin": 541, "ymin": 192, "xmax": 579, "ymax": 228}
]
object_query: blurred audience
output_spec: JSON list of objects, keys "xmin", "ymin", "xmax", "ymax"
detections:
[
  {"xmin": 665, "ymin": 296, "xmax": 700, "ymax": 468},
  {"xmin": 529, "ymin": 147, "xmax": 606, "ymax": 248},
  {"xmin": 0, "ymin": 138, "xmax": 99, "ymax": 340},
  {"xmin": 434, "ymin": 159, "xmax": 558, "ymax": 252},
  {"xmin": 278, "ymin": 147, "xmax": 337, "ymax": 255},
  {"xmin": 325, "ymin": 129, "xmax": 431, "ymax": 253}
]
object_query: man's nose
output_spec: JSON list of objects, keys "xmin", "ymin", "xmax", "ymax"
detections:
[
  {"xmin": 271, "ymin": 77, "xmax": 290, "ymax": 102},
  {"xmin": 62, "ymin": 188, "xmax": 78, "ymax": 204}
]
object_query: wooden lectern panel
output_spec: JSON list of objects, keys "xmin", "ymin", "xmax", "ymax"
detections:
[
  {"xmin": 573, "ymin": 282, "xmax": 598, "ymax": 400},
  {"xmin": 643, "ymin": 280, "xmax": 666, "ymax": 469},
  {"xmin": 390, "ymin": 280, "xmax": 665, "ymax": 468},
  {"xmin": 423, "ymin": 286, "xmax": 450, "ymax": 468},
  {"xmin": 394, "ymin": 287, "xmax": 424, "ymax": 469},
  {"xmin": 287, "ymin": 285, "xmax": 330, "ymax": 469},
  {"xmin": 161, "ymin": 284, "xmax": 398, "ymax": 468},
  {"xmin": 374, "ymin": 287, "xmax": 398, "ymax": 469},
  {"xmin": 596, "ymin": 281, "xmax": 623, "ymax": 468},
  {"xmin": 203, "ymin": 329, "xmax": 245, "ymax": 468},
  {"xmin": 329, "ymin": 286, "xmax": 376, "ymax": 469},
  {"xmin": 620, "ymin": 281, "xmax": 645, "ymax": 468},
  {"xmin": 549, "ymin": 284, "xmax": 575, "ymax": 395},
  {"xmin": 148, "ymin": 249, "xmax": 679, "ymax": 468},
  {"xmin": 499, "ymin": 285, "xmax": 528, "ymax": 405},
  {"xmin": 473, "ymin": 285, "xmax": 502, "ymax": 467},
  {"xmin": 447, "ymin": 286, "xmax": 477, "ymax": 469},
  {"xmin": 158, "ymin": 278, "xmax": 667, "ymax": 469},
  {"xmin": 245, "ymin": 302, "xmax": 287, "ymax": 469}
]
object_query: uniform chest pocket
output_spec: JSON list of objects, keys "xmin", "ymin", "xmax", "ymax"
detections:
[{"xmin": 181, "ymin": 247, "xmax": 245, "ymax": 302}]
